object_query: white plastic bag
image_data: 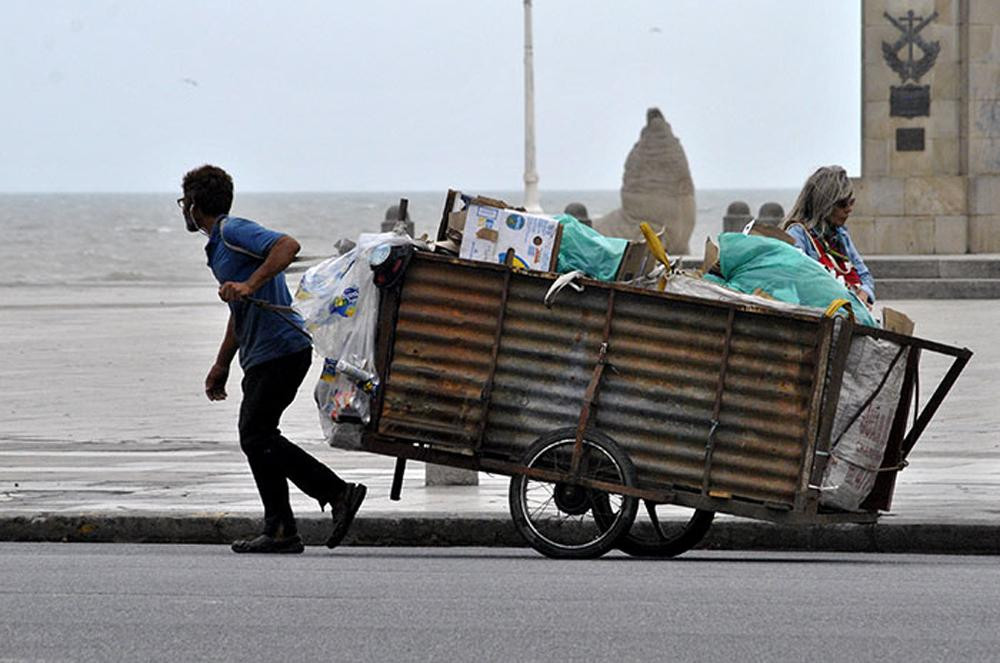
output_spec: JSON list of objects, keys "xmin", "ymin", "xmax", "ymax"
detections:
[
  {"xmin": 295, "ymin": 232, "xmax": 413, "ymax": 429},
  {"xmin": 820, "ymin": 336, "xmax": 908, "ymax": 510},
  {"xmin": 313, "ymin": 356, "xmax": 372, "ymax": 435},
  {"xmin": 314, "ymin": 358, "xmax": 365, "ymax": 449}
]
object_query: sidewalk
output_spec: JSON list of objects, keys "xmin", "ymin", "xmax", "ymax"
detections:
[
  {"xmin": 1, "ymin": 298, "xmax": 998, "ymax": 554},
  {"xmin": 1, "ymin": 438, "xmax": 998, "ymax": 554}
]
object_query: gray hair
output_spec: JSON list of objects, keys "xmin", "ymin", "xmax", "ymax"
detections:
[{"xmin": 781, "ymin": 165, "xmax": 853, "ymax": 236}]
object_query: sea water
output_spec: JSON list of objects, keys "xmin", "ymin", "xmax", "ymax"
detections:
[
  {"xmin": 0, "ymin": 189, "xmax": 796, "ymax": 288},
  {"xmin": 0, "ymin": 188, "xmax": 794, "ymax": 446}
]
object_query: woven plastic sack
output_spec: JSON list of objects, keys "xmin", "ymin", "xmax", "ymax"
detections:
[
  {"xmin": 820, "ymin": 336, "xmax": 908, "ymax": 510},
  {"xmin": 554, "ymin": 214, "xmax": 628, "ymax": 281},
  {"xmin": 703, "ymin": 233, "xmax": 877, "ymax": 327}
]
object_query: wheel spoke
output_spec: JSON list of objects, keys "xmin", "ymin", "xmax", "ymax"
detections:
[
  {"xmin": 509, "ymin": 431, "xmax": 638, "ymax": 559},
  {"xmin": 526, "ymin": 489, "xmax": 556, "ymax": 521}
]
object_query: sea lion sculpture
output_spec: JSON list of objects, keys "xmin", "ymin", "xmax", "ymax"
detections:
[{"xmin": 593, "ymin": 107, "xmax": 696, "ymax": 255}]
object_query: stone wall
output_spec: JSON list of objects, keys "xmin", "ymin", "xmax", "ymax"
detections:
[
  {"xmin": 967, "ymin": 1, "xmax": 1000, "ymax": 251},
  {"xmin": 854, "ymin": 0, "xmax": 1000, "ymax": 254}
]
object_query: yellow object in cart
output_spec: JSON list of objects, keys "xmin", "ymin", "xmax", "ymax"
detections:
[{"xmin": 640, "ymin": 222, "xmax": 670, "ymax": 291}]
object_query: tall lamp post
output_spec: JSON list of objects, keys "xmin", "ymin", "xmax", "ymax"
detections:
[{"xmin": 523, "ymin": 0, "xmax": 542, "ymax": 212}]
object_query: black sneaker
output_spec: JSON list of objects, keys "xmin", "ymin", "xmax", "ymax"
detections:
[
  {"xmin": 326, "ymin": 483, "xmax": 367, "ymax": 549},
  {"xmin": 231, "ymin": 533, "xmax": 305, "ymax": 554}
]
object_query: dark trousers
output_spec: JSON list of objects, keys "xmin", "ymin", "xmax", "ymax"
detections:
[{"xmin": 239, "ymin": 348, "xmax": 346, "ymax": 536}]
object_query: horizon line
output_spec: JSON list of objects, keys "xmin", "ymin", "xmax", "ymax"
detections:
[{"xmin": 0, "ymin": 185, "xmax": 801, "ymax": 195}]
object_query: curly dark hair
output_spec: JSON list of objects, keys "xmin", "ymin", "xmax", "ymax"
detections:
[{"xmin": 182, "ymin": 165, "xmax": 234, "ymax": 216}]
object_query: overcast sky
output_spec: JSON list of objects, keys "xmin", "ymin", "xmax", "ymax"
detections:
[{"xmin": 3, "ymin": 1, "xmax": 860, "ymax": 193}]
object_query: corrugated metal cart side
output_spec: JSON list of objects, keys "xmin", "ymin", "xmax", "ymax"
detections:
[{"xmin": 364, "ymin": 252, "xmax": 968, "ymax": 525}]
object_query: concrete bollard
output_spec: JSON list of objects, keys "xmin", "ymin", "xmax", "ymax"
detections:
[
  {"xmin": 722, "ymin": 201, "xmax": 752, "ymax": 233},
  {"xmin": 563, "ymin": 202, "xmax": 593, "ymax": 228},
  {"xmin": 381, "ymin": 204, "xmax": 415, "ymax": 237},
  {"xmin": 756, "ymin": 202, "xmax": 785, "ymax": 227},
  {"xmin": 425, "ymin": 463, "xmax": 479, "ymax": 486}
]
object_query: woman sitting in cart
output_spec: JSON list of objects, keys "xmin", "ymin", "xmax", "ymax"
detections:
[{"xmin": 781, "ymin": 165, "xmax": 875, "ymax": 308}]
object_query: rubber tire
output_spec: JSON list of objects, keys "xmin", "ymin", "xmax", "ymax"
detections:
[
  {"xmin": 617, "ymin": 504, "xmax": 714, "ymax": 558},
  {"xmin": 508, "ymin": 427, "xmax": 638, "ymax": 560}
]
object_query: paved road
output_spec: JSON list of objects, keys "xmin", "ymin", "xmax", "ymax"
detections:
[{"xmin": 1, "ymin": 543, "xmax": 998, "ymax": 662}]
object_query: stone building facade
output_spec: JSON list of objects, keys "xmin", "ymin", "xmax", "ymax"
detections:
[{"xmin": 853, "ymin": 0, "xmax": 1000, "ymax": 254}]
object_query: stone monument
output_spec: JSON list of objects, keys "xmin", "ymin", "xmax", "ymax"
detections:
[
  {"xmin": 593, "ymin": 108, "xmax": 696, "ymax": 254},
  {"xmin": 852, "ymin": 0, "xmax": 1000, "ymax": 253}
]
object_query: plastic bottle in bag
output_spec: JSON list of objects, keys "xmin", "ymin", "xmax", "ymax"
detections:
[{"xmin": 335, "ymin": 358, "xmax": 378, "ymax": 395}]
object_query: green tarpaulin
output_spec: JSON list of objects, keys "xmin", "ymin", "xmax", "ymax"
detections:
[
  {"xmin": 555, "ymin": 213, "xmax": 628, "ymax": 281},
  {"xmin": 703, "ymin": 233, "xmax": 878, "ymax": 327}
]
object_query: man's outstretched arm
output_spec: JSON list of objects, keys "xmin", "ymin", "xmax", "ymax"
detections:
[{"xmin": 218, "ymin": 235, "xmax": 300, "ymax": 302}]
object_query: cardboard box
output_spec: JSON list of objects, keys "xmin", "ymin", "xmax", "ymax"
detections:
[
  {"xmin": 700, "ymin": 237, "xmax": 720, "ymax": 275},
  {"xmin": 882, "ymin": 307, "xmax": 915, "ymax": 336},
  {"xmin": 747, "ymin": 221, "xmax": 796, "ymax": 245},
  {"xmin": 459, "ymin": 203, "xmax": 561, "ymax": 272},
  {"xmin": 445, "ymin": 210, "xmax": 466, "ymax": 243},
  {"xmin": 615, "ymin": 239, "xmax": 655, "ymax": 281},
  {"xmin": 614, "ymin": 225, "xmax": 672, "ymax": 281},
  {"xmin": 436, "ymin": 189, "xmax": 514, "ymax": 245}
]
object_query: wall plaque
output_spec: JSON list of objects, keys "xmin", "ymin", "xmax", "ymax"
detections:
[
  {"xmin": 890, "ymin": 84, "xmax": 931, "ymax": 117},
  {"xmin": 896, "ymin": 127, "xmax": 925, "ymax": 151}
]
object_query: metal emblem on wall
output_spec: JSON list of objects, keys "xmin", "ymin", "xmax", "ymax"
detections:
[{"xmin": 883, "ymin": 9, "xmax": 939, "ymax": 119}]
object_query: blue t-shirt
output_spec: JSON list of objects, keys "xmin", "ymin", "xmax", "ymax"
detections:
[{"xmin": 205, "ymin": 216, "xmax": 311, "ymax": 370}]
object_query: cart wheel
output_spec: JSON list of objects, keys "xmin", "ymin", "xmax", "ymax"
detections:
[
  {"xmin": 508, "ymin": 428, "xmax": 638, "ymax": 559},
  {"xmin": 616, "ymin": 502, "xmax": 714, "ymax": 558}
]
